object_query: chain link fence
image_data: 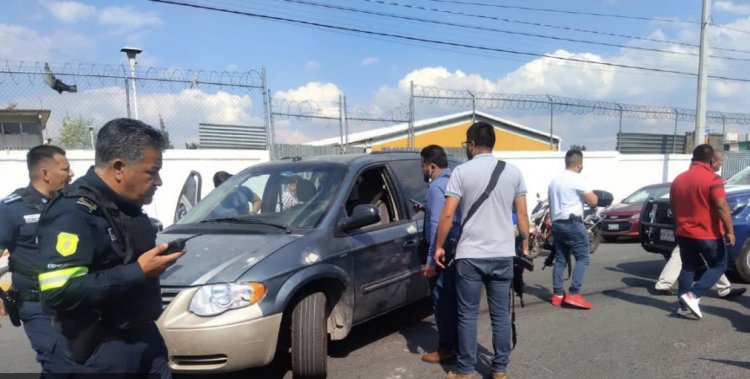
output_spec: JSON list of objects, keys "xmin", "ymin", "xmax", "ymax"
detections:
[{"xmin": 0, "ymin": 60, "xmax": 268, "ymax": 150}]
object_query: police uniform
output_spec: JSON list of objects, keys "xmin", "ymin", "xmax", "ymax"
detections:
[
  {"xmin": 0, "ymin": 185, "xmax": 72, "ymax": 372},
  {"xmin": 36, "ymin": 167, "xmax": 170, "ymax": 377}
]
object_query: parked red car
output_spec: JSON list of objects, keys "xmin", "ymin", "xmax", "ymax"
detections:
[{"xmin": 598, "ymin": 183, "xmax": 671, "ymax": 242}]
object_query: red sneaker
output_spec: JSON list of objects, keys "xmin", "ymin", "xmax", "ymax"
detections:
[
  {"xmin": 563, "ymin": 293, "xmax": 591, "ymax": 309},
  {"xmin": 551, "ymin": 293, "xmax": 564, "ymax": 307}
]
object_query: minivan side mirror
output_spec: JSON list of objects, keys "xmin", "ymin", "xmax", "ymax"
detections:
[{"xmin": 339, "ymin": 204, "xmax": 381, "ymax": 232}]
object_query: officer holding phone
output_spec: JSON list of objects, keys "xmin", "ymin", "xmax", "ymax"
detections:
[{"xmin": 36, "ymin": 119, "xmax": 184, "ymax": 377}]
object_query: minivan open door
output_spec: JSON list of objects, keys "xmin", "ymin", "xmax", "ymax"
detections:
[{"xmin": 174, "ymin": 170, "xmax": 202, "ymax": 223}]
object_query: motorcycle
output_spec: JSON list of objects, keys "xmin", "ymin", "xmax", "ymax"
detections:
[
  {"xmin": 528, "ymin": 194, "xmax": 551, "ymax": 259},
  {"xmin": 529, "ymin": 191, "xmax": 611, "ymax": 256}
]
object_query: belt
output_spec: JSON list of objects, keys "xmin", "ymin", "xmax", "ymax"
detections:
[
  {"xmin": 8, "ymin": 259, "xmax": 40, "ymax": 285},
  {"xmin": 555, "ymin": 215, "xmax": 583, "ymax": 223}
]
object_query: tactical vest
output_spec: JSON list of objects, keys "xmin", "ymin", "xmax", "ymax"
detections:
[{"xmin": 6, "ymin": 187, "xmax": 47, "ymax": 289}]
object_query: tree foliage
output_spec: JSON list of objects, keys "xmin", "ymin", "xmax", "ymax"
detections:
[
  {"xmin": 569, "ymin": 144, "xmax": 587, "ymax": 151},
  {"xmin": 56, "ymin": 115, "xmax": 95, "ymax": 149}
]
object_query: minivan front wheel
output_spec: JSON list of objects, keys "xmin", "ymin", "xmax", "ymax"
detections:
[{"xmin": 291, "ymin": 291, "xmax": 328, "ymax": 378}]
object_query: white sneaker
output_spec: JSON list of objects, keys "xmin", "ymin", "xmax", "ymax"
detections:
[{"xmin": 679, "ymin": 292, "xmax": 702, "ymax": 319}]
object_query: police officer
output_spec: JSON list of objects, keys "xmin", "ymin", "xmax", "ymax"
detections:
[
  {"xmin": 0, "ymin": 145, "xmax": 74, "ymax": 372},
  {"xmin": 36, "ymin": 118, "xmax": 184, "ymax": 376}
]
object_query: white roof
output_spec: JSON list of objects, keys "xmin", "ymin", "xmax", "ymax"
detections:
[{"xmin": 305, "ymin": 110, "xmax": 561, "ymax": 147}]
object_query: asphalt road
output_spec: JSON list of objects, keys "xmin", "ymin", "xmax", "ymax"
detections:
[{"xmin": 2, "ymin": 241, "xmax": 749, "ymax": 378}]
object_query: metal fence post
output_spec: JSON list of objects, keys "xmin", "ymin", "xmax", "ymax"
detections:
[
  {"xmin": 547, "ymin": 95, "xmax": 554, "ymax": 150},
  {"xmin": 672, "ymin": 108, "xmax": 679, "ymax": 154},
  {"xmin": 616, "ymin": 103, "xmax": 623, "ymax": 152}
]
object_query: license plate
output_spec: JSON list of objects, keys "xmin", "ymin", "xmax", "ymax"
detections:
[
  {"xmin": 607, "ymin": 224, "xmax": 619, "ymax": 231},
  {"xmin": 660, "ymin": 229, "xmax": 675, "ymax": 242}
]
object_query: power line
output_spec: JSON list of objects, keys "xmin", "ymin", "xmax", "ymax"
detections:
[
  {"xmin": 273, "ymin": 0, "xmax": 750, "ymax": 63},
  {"xmin": 426, "ymin": 0, "xmax": 699, "ymax": 25},
  {"xmin": 149, "ymin": 0, "xmax": 750, "ymax": 83},
  {"xmin": 364, "ymin": 0, "xmax": 750, "ymax": 57}
]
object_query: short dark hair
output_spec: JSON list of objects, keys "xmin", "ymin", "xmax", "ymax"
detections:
[
  {"xmin": 420, "ymin": 144, "xmax": 448, "ymax": 169},
  {"xmin": 565, "ymin": 149, "xmax": 583, "ymax": 167},
  {"xmin": 692, "ymin": 144, "xmax": 714, "ymax": 163},
  {"xmin": 27, "ymin": 144, "xmax": 66, "ymax": 172},
  {"xmin": 466, "ymin": 121, "xmax": 495, "ymax": 149},
  {"xmin": 213, "ymin": 171, "xmax": 232, "ymax": 187},
  {"xmin": 95, "ymin": 118, "xmax": 167, "ymax": 167}
]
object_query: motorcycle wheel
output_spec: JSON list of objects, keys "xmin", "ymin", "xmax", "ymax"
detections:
[
  {"xmin": 528, "ymin": 234, "xmax": 541, "ymax": 259},
  {"xmin": 589, "ymin": 228, "xmax": 601, "ymax": 254}
]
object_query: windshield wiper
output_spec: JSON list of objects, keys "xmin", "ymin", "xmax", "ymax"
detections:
[{"xmin": 200, "ymin": 217, "xmax": 291, "ymax": 234}]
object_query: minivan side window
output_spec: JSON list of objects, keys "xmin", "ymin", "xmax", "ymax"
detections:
[
  {"xmin": 345, "ymin": 167, "xmax": 400, "ymax": 227},
  {"xmin": 388, "ymin": 159, "xmax": 428, "ymax": 219}
]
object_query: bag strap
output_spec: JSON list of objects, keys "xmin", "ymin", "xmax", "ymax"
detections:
[{"xmin": 459, "ymin": 160, "xmax": 506, "ymax": 234}]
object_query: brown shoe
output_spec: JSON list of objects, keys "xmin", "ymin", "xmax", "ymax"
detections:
[
  {"xmin": 446, "ymin": 371, "xmax": 475, "ymax": 379},
  {"xmin": 491, "ymin": 371, "xmax": 508, "ymax": 379},
  {"xmin": 421, "ymin": 349, "xmax": 456, "ymax": 363}
]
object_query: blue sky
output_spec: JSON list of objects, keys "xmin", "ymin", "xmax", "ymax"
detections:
[{"xmin": 3, "ymin": 0, "xmax": 750, "ymax": 149}]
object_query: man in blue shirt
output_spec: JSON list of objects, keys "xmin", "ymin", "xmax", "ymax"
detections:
[{"xmin": 419, "ymin": 145, "xmax": 461, "ymax": 364}]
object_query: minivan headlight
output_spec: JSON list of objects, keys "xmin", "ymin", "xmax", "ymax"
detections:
[{"xmin": 189, "ymin": 282, "xmax": 266, "ymax": 317}]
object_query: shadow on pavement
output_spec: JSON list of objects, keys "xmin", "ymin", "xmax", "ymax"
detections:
[
  {"xmin": 176, "ymin": 298, "xmax": 435, "ymax": 378},
  {"xmin": 698, "ymin": 357, "xmax": 750, "ymax": 370},
  {"xmin": 604, "ymin": 259, "xmax": 664, "ymax": 281}
]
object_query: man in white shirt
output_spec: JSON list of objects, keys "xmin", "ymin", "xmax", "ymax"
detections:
[{"xmin": 548, "ymin": 149, "xmax": 598, "ymax": 309}]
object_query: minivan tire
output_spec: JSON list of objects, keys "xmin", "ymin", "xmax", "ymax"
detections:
[
  {"xmin": 291, "ymin": 291, "xmax": 328, "ymax": 378},
  {"xmin": 737, "ymin": 239, "xmax": 750, "ymax": 283}
]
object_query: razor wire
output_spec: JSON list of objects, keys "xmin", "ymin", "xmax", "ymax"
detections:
[
  {"xmin": 270, "ymin": 97, "xmax": 410, "ymax": 123},
  {"xmin": 413, "ymin": 84, "xmax": 750, "ymax": 125}
]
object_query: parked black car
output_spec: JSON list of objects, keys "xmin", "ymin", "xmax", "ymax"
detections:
[
  {"xmin": 156, "ymin": 152, "xmax": 460, "ymax": 377},
  {"xmin": 639, "ymin": 186, "xmax": 750, "ymax": 281}
]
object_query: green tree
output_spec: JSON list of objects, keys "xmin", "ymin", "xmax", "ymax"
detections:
[
  {"xmin": 569, "ymin": 144, "xmax": 587, "ymax": 151},
  {"xmin": 57, "ymin": 115, "xmax": 95, "ymax": 149}
]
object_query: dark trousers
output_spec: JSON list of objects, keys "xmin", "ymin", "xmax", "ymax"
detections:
[
  {"xmin": 427, "ymin": 263, "xmax": 457, "ymax": 352},
  {"xmin": 677, "ymin": 236, "xmax": 727, "ymax": 299},
  {"xmin": 20, "ymin": 301, "xmax": 73, "ymax": 374},
  {"xmin": 455, "ymin": 257, "xmax": 514, "ymax": 374},
  {"xmin": 45, "ymin": 322, "xmax": 171, "ymax": 378}
]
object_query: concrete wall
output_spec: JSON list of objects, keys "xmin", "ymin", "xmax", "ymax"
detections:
[{"xmin": 0, "ymin": 149, "xmax": 692, "ymax": 228}]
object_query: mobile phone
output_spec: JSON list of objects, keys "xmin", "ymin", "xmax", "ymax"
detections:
[
  {"xmin": 410, "ymin": 198, "xmax": 424, "ymax": 209},
  {"xmin": 164, "ymin": 234, "xmax": 200, "ymax": 254}
]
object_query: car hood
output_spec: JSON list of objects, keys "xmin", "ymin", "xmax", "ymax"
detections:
[
  {"xmin": 602, "ymin": 202, "xmax": 642, "ymax": 215},
  {"xmin": 156, "ymin": 233, "xmax": 300, "ymax": 286}
]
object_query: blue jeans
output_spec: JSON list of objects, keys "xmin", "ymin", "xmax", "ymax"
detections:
[
  {"xmin": 551, "ymin": 221, "xmax": 590, "ymax": 295},
  {"xmin": 455, "ymin": 257, "xmax": 514, "ymax": 374},
  {"xmin": 677, "ymin": 237, "xmax": 727, "ymax": 298},
  {"xmin": 428, "ymin": 263, "xmax": 457, "ymax": 352}
]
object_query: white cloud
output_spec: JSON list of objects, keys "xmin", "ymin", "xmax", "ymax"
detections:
[
  {"xmin": 47, "ymin": 1, "xmax": 96, "ymax": 23},
  {"xmin": 0, "ymin": 24, "xmax": 52, "ymax": 61},
  {"xmin": 305, "ymin": 60, "xmax": 320, "ymax": 71},
  {"xmin": 274, "ymin": 82, "xmax": 342, "ymax": 117},
  {"xmin": 98, "ymin": 5, "xmax": 162, "ymax": 31},
  {"xmin": 361, "ymin": 57, "xmax": 379, "ymax": 67},
  {"xmin": 715, "ymin": 1, "xmax": 750, "ymax": 15}
]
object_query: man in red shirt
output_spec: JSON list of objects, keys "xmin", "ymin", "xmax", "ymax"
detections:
[{"xmin": 670, "ymin": 144, "xmax": 735, "ymax": 319}]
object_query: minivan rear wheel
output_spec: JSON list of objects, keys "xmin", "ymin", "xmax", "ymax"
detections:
[
  {"xmin": 291, "ymin": 291, "xmax": 328, "ymax": 378},
  {"xmin": 736, "ymin": 239, "xmax": 750, "ymax": 283}
]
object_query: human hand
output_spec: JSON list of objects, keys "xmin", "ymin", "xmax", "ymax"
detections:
[
  {"xmin": 434, "ymin": 247, "xmax": 446, "ymax": 269},
  {"xmin": 726, "ymin": 233, "xmax": 736, "ymax": 247},
  {"xmin": 138, "ymin": 243, "xmax": 186, "ymax": 278},
  {"xmin": 423, "ymin": 264, "xmax": 437, "ymax": 278}
]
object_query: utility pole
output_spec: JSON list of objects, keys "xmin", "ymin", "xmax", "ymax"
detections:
[{"xmin": 694, "ymin": 0, "xmax": 710, "ymax": 148}]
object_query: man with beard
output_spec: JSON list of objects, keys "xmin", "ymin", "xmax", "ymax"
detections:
[
  {"xmin": 418, "ymin": 144, "xmax": 461, "ymax": 364},
  {"xmin": 36, "ymin": 118, "xmax": 184, "ymax": 376},
  {"xmin": 434, "ymin": 122, "xmax": 529, "ymax": 379},
  {"xmin": 0, "ymin": 145, "xmax": 74, "ymax": 374}
]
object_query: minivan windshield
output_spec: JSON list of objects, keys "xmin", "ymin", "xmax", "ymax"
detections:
[{"xmin": 177, "ymin": 162, "xmax": 347, "ymax": 229}]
